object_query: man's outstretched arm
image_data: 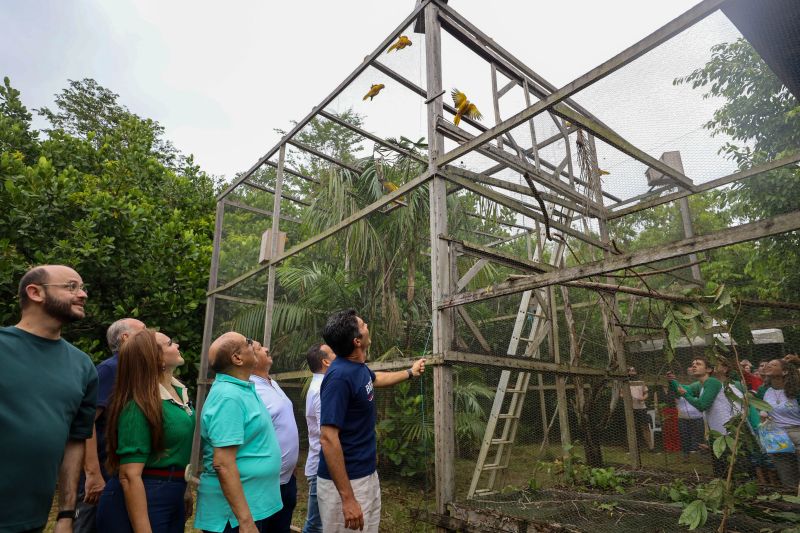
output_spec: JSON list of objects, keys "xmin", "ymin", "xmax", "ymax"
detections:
[{"xmin": 374, "ymin": 358, "xmax": 426, "ymax": 388}]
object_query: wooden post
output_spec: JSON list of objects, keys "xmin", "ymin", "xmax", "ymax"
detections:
[
  {"xmin": 550, "ymin": 285, "xmax": 572, "ymax": 450},
  {"xmin": 490, "ymin": 63, "xmax": 504, "ymax": 150},
  {"xmin": 589, "ymin": 135, "xmax": 641, "ymax": 467},
  {"xmin": 426, "ymin": 2, "xmax": 455, "ymax": 519},
  {"xmin": 190, "ymin": 200, "xmax": 225, "ymax": 476},
  {"xmin": 262, "ymin": 143, "xmax": 286, "ymax": 348}
]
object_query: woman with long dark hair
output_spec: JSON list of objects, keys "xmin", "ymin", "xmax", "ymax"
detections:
[
  {"xmin": 96, "ymin": 329, "xmax": 195, "ymax": 532},
  {"xmin": 758, "ymin": 356, "xmax": 800, "ymax": 489}
]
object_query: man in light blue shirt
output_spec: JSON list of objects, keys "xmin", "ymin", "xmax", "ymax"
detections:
[
  {"xmin": 251, "ymin": 343, "xmax": 300, "ymax": 533},
  {"xmin": 195, "ymin": 332, "xmax": 282, "ymax": 533},
  {"xmin": 302, "ymin": 343, "xmax": 336, "ymax": 533}
]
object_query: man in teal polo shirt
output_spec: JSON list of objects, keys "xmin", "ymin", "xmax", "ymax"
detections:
[
  {"xmin": 195, "ymin": 332, "xmax": 283, "ymax": 533},
  {"xmin": 0, "ymin": 265, "xmax": 98, "ymax": 532}
]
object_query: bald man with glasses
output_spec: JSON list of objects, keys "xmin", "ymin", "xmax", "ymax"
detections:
[{"xmin": 194, "ymin": 332, "xmax": 283, "ymax": 533}]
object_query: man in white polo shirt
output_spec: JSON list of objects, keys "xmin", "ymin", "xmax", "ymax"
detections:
[
  {"xmin": 251, "ymin": 342, "xmax": 299, "ymax": 533},
  {"xmin": 302, "ymin": 343, "xmax": 336, "ymax": 533}
]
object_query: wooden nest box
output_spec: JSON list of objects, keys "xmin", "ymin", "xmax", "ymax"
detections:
[{"xmin": 645, "ymin": 151, "xmax": 685, "ymax": 188}]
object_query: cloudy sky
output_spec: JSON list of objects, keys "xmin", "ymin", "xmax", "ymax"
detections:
[{"xmin": 3, "ymin": 0, "xmax": 731, "ymax": 186}]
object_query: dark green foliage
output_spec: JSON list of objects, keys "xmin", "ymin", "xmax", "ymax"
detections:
[{"xmin": 0, "ymin": 77, "xmax": 215, "ymax": 385}]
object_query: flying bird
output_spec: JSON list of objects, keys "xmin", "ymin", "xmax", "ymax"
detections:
[
  {"xmin": 451, "ymin": 89, "xmax": 482, "ymax": 126},
  {"xmin": 363, "ymin": 84, "xmax": 385, "ymax": 101},
  {"xmin": 387, "ymin": 35, "xmax": 413, "ymax": 52}
]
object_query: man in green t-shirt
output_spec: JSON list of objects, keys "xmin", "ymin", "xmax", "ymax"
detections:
[{"xmin": 0, "ymin": 265, "xmax": 98, "ymax": 533}]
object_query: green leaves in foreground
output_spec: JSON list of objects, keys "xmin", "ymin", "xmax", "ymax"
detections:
[{"xmin": 679, "ymin": 500, "xmax": 708, "ymax": 530}]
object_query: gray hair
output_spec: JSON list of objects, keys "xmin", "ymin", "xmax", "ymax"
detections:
[{"xmin": 106, "ymin": 318, "xmax": 138, "ymax": 352}]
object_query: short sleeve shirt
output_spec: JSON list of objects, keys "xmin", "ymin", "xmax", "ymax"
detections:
[
  {"xmin": 94, "ymin": 353, "xmax": 119, "ymax": 478},
  {"xmin": 194, "ymin": 373, "xmax": 283, "ymax": 532},
  {"xmin": 0, "ymin": 326, "xmax": 98, "ymax": 532},
  {"xmin": 116, "ymin": 382, "xmax": 196, "ymax": 468},
  {"xmin": 317, "ymin": 358, "xmax": 377, "ymax": 481},
  {"xmin": 251, "ymin": 375, "xmax": 299, "ymax": 484},
  {"xmin": 304, "ymin": 373, "xmax": 324, "ymax": 477}
]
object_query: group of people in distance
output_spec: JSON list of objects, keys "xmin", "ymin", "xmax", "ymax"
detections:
[
  {"xmin": 0, "ymin": 265, "xmax": 424, "ymax": 533},
  {"xmin": 663, "ymin": 355, "xmax": 800, "ymax": 488}
]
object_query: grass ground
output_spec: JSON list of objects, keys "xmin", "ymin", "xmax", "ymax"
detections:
[{"xmin": 44, "ymin": 445, "xmax": 714, "ymax": 532}]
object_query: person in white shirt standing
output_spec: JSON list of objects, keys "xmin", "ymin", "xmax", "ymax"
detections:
[
  {"xmin": 627, "ymin": 366, "xmax": 654, "ymax": 451},
  {"xmin": 251, "ymin": 342, "xmax": 300, "ymax": 533},
  {"xmin": 302, "ymin": 343, "xmax": 336, "ymax": 533}
]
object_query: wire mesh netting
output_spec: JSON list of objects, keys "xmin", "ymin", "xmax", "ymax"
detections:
[{"xmin": 201, "ymin": 1, "xmax": 800, "ymax": 531}]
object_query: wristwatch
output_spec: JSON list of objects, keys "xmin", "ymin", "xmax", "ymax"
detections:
[
  {"xmin": 57, "ymin": 510, "xmax": 76, "ymax": 521},
  {"xmin": 406, "ymin": 368, "xmax": 414, "ymax": 380}
]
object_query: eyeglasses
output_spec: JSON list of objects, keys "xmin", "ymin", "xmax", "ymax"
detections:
[
  {"xmin": 40, "ymin": 282, "xmax": 88, "ymax": 294},
  {"xmin": 233, "ymin": 337, "xmax": 254, "ymax": 357}
]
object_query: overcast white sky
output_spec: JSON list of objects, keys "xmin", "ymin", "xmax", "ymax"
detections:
[{"xmin": 2, "ymin": 0, "xmax": 724, "ymax": 183}]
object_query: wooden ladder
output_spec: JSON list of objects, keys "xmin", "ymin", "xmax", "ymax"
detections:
[{"xmin": 467, "ymin": 237, "xmax": 567, "ymax": 499}]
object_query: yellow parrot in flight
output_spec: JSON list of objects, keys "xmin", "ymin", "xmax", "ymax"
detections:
[
  {"xmin": 363, "ymin": 84, "xmax": 385, "ymax": 101},
  {"xmin": 451, "ymin": 89, "xmax": 482, "ymax": 126},
  {"xmin": 387, "ymin": 35, "xmax": 412, "ymax": 53}
]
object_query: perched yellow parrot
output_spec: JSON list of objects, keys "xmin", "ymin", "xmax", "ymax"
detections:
[
  {"xmin": 363, "ymin": 84, "xmax": 385, "ymax": 101},
  {"xmin": 451, "ymin": 89, "xmax": 482, "ymax": 126},
  {"xmin": 387, "ymin": 35, "xmax": 412, "ymax": 53},
  {"xmin": 381, "ymin": 179, "xmax": 406, "ymax": 203}
]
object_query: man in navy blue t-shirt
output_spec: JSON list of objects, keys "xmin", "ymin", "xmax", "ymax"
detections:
[
  {"xmin": 317, "ymin": 309, "xmax": 425, "ymax": 532},
  {"xmin": 75, "ymin": 317, "xmax": 145, "ymax": 533}
]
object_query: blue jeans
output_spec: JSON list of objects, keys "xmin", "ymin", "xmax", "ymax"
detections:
[
  {"xmin": 264, "ymin": 474, "xmax": 297, "ymax": 533},
  {"xmin": 302, "ymin": 475, "xmax": 322, "ymax": 533},
  {"xmin": 96, "ymin": 476, "xmax": 186, "ymax": 533}
]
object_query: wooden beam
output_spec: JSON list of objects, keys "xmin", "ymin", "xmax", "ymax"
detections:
[
  {"xmin": 457, "ymin": 307, "xmax": 492, "ymax": 353},
  {"xmin": 370, "ymin": 58, "xmax": 624, "ymax": 207},
  {"xmin": 608, "ymin": 151, "xmax": 800, "ymax": 219},
  {"xmin": 435, "ymin": 0, "xmax": 726, "ymax": 168},
  {"xmin": 549, "ymin": 105, "xmax": 696, "ymax": 191},
  {"xmin": 426, "ymin": 4, "xmax": 455, "ymax": 521},
  {"xmin": 263, "ymin": 144, "xmax": 285, "ymax": 348},
  {"xmin": 264, "ymin": 160, "xmax": 320, "ymax": 184},
  {"xmin": 287, "ymin": 139, "xmax": 362, "ymax": 175},
  {"xmin": 270, "ymin": 356, "xmax": 437, "ymax": 381},
  {"xmin": 243, "ymin": 180, "xmax": 310, "ymax": 206},
  {"xmin": 190, "ymin": 201, "xmax": 225, "ymax": 477},
  {"xmin": 436, "ymin": 0, "xmax": 614, "ymax": 133},
  {"xmin": 317, "ymin": 110, "xmax": 427, "ymax": 164},
  {"xmin": 440, "ymin": 210, "xmax": 800, "ymax": 308},
  {"xmin": 447, "ymin": 165, "xmax": 595, "ymax": 219},
  {"xmin": 222, "ymin": 200, "xmax": 301, "ymax": 224},
  {"xmin": 438, "ymin": 118, "xmax": 605, "ymax": 216},
  {"xmin": 441, "ymin": 235, "xmax": 552, "ymax": 273},
  {"xmin": 215, "ymin": 293, "xmax": 263, "ymax": 306},
  {"xmin": 441, "ymin": 171, "xmax": 609, "ymax": 249},
  {"xmin": 209, "ymin": 169, "xmax": 435, "ymax": 296},
  {"xmin": 444, "ymin": 350, "xmax": 628, "ymax": 378},
  {"xmin": 217, "ymin": 0, "xmax": 433, "ymax": 200},
  {"xmin": 456, "ymin": 258, "xmax": 489, "ymax": 291},
  {"xmin": 372, "ymin": 59, "xmax": 490, "ymax": 133}
]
